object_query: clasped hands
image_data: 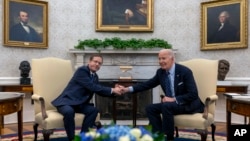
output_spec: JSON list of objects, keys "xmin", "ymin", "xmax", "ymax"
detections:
[{"xmin": 111, "ymin": 84, "xmax": 129, "ymax": 96}]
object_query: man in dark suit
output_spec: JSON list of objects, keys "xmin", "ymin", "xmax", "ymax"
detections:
[
  {"xmin": 208, "ymin": 11, "xmax": 239, "ymax": 43},
  {"xmin": 51, "ymin": 54, "xmax": 122, "ymax": 141},
  {"xmin": 9, "ymin": 10, "xmax": 42, "ymax": 42},
  {"xmin": 121, "ymin": 49, "xmax": 204, "ymax": 141}
]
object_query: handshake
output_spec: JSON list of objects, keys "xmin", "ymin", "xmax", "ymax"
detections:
[{"xmin": 111, "ymin": 84, "xmax": 130, "ymax": 95}]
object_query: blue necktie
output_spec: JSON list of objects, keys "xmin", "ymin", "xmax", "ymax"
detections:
[
  {"xmin": 165, "ymin": 72, "xmax": 172, "ymax": 97},
  {"xmin": 91, "ymin": 74, "xmax": 95, "ymax": 82}
]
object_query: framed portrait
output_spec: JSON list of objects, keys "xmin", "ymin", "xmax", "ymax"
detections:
[
  {"xmin": 200, "ymin": 0, "xmax": 248, "ymax": 50},
  {"xmin": 95, "ymin": 0, "xmax": 154, "ymax": 32},
  {"xmin": 3, "ymin": 0, "xmax": 48, "ymax": 48}
]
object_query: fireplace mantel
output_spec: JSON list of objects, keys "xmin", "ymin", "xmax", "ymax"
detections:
[{"xmin": 69, "ymin": 49, "xmax": 177, "ymax": 68}]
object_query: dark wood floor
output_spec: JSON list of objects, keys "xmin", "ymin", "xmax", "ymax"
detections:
[{"xmin": 1, "ymin": 121, "xmax": 227, "ymax": 135}]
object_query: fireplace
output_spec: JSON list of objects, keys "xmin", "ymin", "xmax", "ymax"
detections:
[
  {"xmin": 96, "ymin": 79, "xmax": 152, "ymax": 121},
  {"xmin": 68, "ymin": 49, "xmax": 175, "ymax": 122}
]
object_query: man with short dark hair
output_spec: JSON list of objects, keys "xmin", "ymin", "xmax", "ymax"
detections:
[{"xmin": 52, "ymin": 54, "xmax": 123, "ymax": 141}]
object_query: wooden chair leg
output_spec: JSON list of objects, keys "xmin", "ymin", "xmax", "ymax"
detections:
[
  {"xmin": 33, "ymin": 123, "xmax": 39, "ymax": 141},
  {"xmin": 196, "ymin": 129, "xmax": 208, "ymax": 141},
  {"xmin": 175, "ymin": 126, "xmax": 179, "ymax": 137},
  {"xmin": 211, "ymin": 123, "xmax": 216, "ymax": 141},
  {"xmin": 42, "ymin": 129, "xmax": 54, "ymax": 141}
]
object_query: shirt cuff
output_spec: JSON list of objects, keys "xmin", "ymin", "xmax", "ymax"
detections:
[
  {"xmin": 174, "ymin": 97, "xmax": 178, "ymax": 104},
  {"xmin": 128, "ymin": 86, "xmax": 134, "ymax": 92}
]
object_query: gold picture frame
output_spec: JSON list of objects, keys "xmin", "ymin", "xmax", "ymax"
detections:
[
  {"xmin": 95, "ymin": 0, "xmax": 154, "ymax": 32},
  {"xmin": 201, "ymin": 0, "xmax": 248, "ymax": 50},
  {"xmin": 3, "ymin": 0, "xmax": 48, "ymax": 48}
]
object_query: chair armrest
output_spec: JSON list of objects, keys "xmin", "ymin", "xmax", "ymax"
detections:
[
  {"xmin": 202, "ymin": 94, "xmax": 218, "ymax": 119},
  {"xmin": 31, "ymin": 94, "xmax": 48, "ymax": 119}
]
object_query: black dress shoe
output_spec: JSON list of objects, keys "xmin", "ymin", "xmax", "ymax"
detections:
[{"xmin": 165, "ymin": 137, "xmax": 174, "ymax": 141}]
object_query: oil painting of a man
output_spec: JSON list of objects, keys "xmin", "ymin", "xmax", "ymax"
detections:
[{"xmin": 102, "ymin": 0, "xmax": 147, "ymax": 25}]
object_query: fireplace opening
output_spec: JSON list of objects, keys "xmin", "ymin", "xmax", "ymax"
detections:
[{"xmin": 95, "ymin": 80, "xmax": 152, "ymax": 120}]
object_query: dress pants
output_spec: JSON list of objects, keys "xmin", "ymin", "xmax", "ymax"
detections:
[
  {"xmin": 57, "ymin": 103, "xmax": 99, "ymax": 140},
  {"xmin": 145, "ymin": 102, "xmax": 187, "ymax": 140}
]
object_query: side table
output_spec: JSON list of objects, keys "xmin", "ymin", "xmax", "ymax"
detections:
[
  {"xmin": 0, "ymin": 92, "xmax": 24, "ymax": 141},
  {"xmin": 217, "ymin": 84, "xmax": 248, "ymax": 94},
  {"xmin": 225, "ymin": 96, "xmax": 250, "ymax": 141},
  {"xmin": 0, "ymin": 84, "xmax": 33, "ymax": 104}
]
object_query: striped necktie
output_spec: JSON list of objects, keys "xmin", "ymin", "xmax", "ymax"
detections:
[{"xmin": 165, "ymin": 72, "xmax": 172, "ymax": 97}]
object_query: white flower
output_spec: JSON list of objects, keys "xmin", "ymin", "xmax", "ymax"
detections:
[
  {"xmin": 85, "ymin": 130, "xmax": 100, "ymax": 138},
  {"xmin": 119, "ymin": 135, "xmax": 130, "ymax": 141},
  {"xmin": 140, "ymin": 134, "xmax": 153, "ymax": 141},
  {"xmin": 130, "ymin": 128, "xmax": 142, "ymax": 139}
]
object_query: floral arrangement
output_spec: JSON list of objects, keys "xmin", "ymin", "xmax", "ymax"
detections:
[{"xmin": 74, "ymin": 124, "xmax": 165, "ymax": 141}]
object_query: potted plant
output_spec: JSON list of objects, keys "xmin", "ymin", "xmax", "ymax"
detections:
[{"xmin": 74, "ymin": 37, "xmax": 172, "ymax": 51}]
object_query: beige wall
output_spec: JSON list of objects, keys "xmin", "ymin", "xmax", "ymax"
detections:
[{"xmin": 0, "ymin": 0, "xmax": 249, "ymax": 79}]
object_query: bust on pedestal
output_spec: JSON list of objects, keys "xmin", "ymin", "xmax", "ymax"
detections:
[{"xmin": 19, "ymin": 60, "xmax": 31, "ymax": 85}]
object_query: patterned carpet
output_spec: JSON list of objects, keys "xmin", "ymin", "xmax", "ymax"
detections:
[{"xmin": 1, "ymin": 129, "xmax": 226, "ymax": 141}]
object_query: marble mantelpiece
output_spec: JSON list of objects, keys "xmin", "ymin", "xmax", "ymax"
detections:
[{"xmin": 69, "ymin": 49, "xmax": 178, "ymax": 103}]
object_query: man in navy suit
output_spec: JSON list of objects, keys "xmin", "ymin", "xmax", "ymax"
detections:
[
  {"xmin": 51, "ymin": 54, "xmax": 122, "ymax": 141},
  {"xmin": 9, "ymin": 10, "xmax": 42, "ymax": 42},
  {"xmin": 121, "ymin": 49, "xmax": 204, "ymax": 141}
]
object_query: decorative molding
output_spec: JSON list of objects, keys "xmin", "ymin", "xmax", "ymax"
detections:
[{"xmin": 69, "ymin": 49, "xmax": 178, "ymax": 68}]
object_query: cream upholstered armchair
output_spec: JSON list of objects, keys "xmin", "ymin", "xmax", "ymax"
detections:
[
  {"xmin": 174, "ymin": 59, "xmax": 218, "ymax": 141},
  {"xmin": 31, "ymin": 57, "xmax": 100, "ymax": 141}
]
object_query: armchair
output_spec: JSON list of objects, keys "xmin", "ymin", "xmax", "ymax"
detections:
[
  {"xmin": 174, "ymin": 59, "xmax": 218, "ymax": 141},
  {"xmin": 31, "ymin": 57, "xmax": 100, "ymax": 141}
]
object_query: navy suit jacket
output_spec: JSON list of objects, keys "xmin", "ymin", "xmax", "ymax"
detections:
[
  {"xmin": 133, "ymin": 63, "xmax": 204, "ymax": 113},
  {"xmin": 9, "ymin": 23, "xmax": 42, "ymax": 42},
  {"xmin": 52, "ymin": 66, "xmax": 113, "ymax": 106}
]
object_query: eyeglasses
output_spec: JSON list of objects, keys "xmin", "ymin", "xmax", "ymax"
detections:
[{"xmin": 91, "ymin": 60, "xmax": 102, "ymax": 65}]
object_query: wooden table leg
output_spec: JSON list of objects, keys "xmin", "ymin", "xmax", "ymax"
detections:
[
  {"xmin": 17, "ymin": 108, "xmax": 23, "ymax": 141},
  {"xmin": 132, "ymin": 93, "xmax": 137, "ymax": 127},
  {"xmin": 113, "ymin": 96, "xmax": 117, "ymax": 124},
  {"xmin": 226, "ymin": 99, "xmax": 231, "ymax": 141},
  {"xmin": 0, "ymin": 115, "xmax": 2, "ymax": 135}
]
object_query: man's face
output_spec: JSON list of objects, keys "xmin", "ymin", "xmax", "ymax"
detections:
[
  {"xmin": 19, "ymin": 11, "xmax": 29, "ymax": 24},
  {"xmin": 218, "ymin": 62, "xmax": 229, "ymax": 77},
  {"xmin": 158, "ymin": 51, "xmax": 174, "ymax": 71},
  {"xmin": 218, "ymin": 13, "xmax": 227, "ymax": 23},
  {"xmin": 88, "ymin": 56, "xmax": 103, "ymax": 73}
]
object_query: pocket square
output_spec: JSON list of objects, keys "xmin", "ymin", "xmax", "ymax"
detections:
[{"xmin": 178, "ymin": 82, "xmax": 183, "ymax": 86}]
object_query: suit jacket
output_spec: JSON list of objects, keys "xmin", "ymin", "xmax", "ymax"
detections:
[
  {"xmin": 9, "ymin": 23, "xmax": 41, "ymax": 42},
  {"xmin": 208, "ymin": 22, "xmax": 239, "ymax": 43},
  {"xmin": 51, "ymin": 66, "xmax": 113, "ymax": 106},
  {"xmin": 132, "ymin": 63, "xmax": 204, "ymax": 113}
]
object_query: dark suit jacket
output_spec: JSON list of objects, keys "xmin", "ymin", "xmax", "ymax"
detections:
[
  {"xmin": 208, "ymin": 22, "xmax": 239, "ymax": 43},
  {"xmin": 51, "ymin": 66, "xmax": 113, "ymax": 106},
  {"xmin": 132, "ymin": 63, "xmax": 204, "ymax": 113},
  {"xmin": 9, "ymin": 23, "xmax": 42, "ymax": 42}
]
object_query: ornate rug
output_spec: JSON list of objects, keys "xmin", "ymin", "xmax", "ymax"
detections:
[{"xmin": 1, "ymin": 129, "xmax": 226, "ymax": 141}]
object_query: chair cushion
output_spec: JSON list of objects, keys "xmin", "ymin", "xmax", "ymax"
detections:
[
  {"xmin": 34, "ymin": 110, "xmax": 85, "ymax": 129},
  {"xmin": 174, "ymin": 113, "xmax": 214, "ymax": 129}
]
